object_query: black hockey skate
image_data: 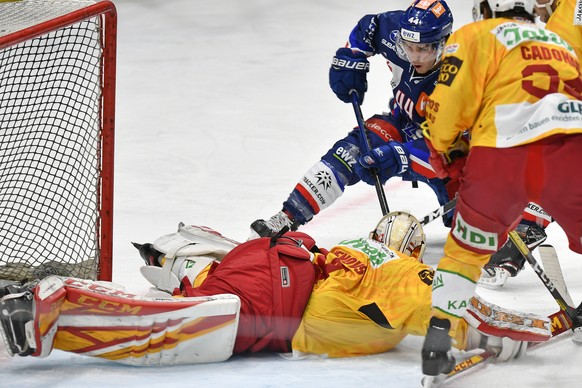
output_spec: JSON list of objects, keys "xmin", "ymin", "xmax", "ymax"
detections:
[
  {"xmin": 479, "ymin": 223, "xmax": 547, "ymax": 289},
  {"xmin": 249, "ymin": 211, "xmax": 299, "ymax": 239},
  {"xmin": 421, "ymin": 317, "xmax": 456, "ymax": 376},
  {"xmin": 0, "ymin": 287, "xmax": 35, "ymax": 357},
  {"xmin": 572, "ymin": 302, "xmax": 582, "ymax": 345}
]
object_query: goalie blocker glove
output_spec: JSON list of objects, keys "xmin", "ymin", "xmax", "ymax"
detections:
[{"xmin": 329, "ymin": 48, "xmax": 369, "ymax": 103}]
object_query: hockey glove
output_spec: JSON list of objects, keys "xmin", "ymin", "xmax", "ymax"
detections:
[
  {"xmin": 355, "ymin": 141, "xmax": 410, "ymax": 185},
  {"xmin": 424, "ymin": 131, "xmax": 469, "ymax": 180},
  {"xmin": 329, "ymin": 48, "xmax": 369, "ymax": 103}
]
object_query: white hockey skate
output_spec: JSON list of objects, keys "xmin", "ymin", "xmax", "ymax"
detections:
[{"xmin": 249, "ymin": 211, "xmax": 298, "ymax": 240}]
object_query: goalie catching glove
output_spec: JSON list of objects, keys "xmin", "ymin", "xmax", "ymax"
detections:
[
  {"xmin": 355, "ymin": 141, "xmax": 410, "ymax": 185},
  {"xmin": 136, "ymin": 223, "xmax": 238, "ymax": 296}
]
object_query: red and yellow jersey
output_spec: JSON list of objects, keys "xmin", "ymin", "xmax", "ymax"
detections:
[
  {"xmin": 546, "ymin": 0, "xmax": 582, "ymax": 60},
  {"xmin": 425, "ymin": 18, "xmax": 582, "ymax": 151},
  {"xmin": 291, "ymin": 238, "xmax": 434, "ymax": 358}
]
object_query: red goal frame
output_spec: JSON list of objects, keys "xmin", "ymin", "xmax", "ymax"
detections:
[{"xmin": 0, "ymin": 1, "xmax": 117, "ymax": 281}]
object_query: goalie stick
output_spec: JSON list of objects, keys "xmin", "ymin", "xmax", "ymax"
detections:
[
  {"xmin": 351, "ymin": 93, "xmax": 390, "ymax": 216},
  {"xmin": 508, "ymin": 231, "xmax": 578, "ymax": 321},
  {"xmin": 538, "ymin": 245, "xmax": 574, "ymax": 307}
]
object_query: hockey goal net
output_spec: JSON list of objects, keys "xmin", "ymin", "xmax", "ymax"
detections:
[{"xmin": 0, "ymin": 0, "xmax": 116, "ymax": 282}]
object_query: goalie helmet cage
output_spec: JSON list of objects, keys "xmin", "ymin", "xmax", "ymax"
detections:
[{"xmin": 0, "ymin": 0, "xmax": 117, "ymax": 282}]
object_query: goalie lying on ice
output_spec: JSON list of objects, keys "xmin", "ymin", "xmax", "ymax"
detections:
[{"xmin": 0, "ymin": 213, "xmax": 551, "ymax": 366}]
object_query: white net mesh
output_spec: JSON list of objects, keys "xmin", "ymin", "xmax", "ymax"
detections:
[
  {"xmin": 0, "ymin": 0, "xmax": 110, "ymax": 281},
  {"xmin": 0, "ymin": 0, "xmax": 96, "ymax": 38}
]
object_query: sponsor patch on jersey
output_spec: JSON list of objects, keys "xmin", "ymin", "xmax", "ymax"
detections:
[
  {"xmin": 389, "ymin": 29, "xmax": 399, "ymax": 43},
  {"xmin": 444, "ymin": 43, "xmax": 459, "ymax": 54},
  {"xmin": 492, "ymin": 22, "xmax": 573, "ymax": 52},
  {"xmin": 337, "ymin": 238, "xmax": 397, "ymax": 268},
  {"xmin": 418, "ymin": 268, "xmax": 434, "ymax": 286},
  {"xmin": 575, "ymin": 0, "xmax": 582, "ymax": 25},
  {"xmin": 452, "ymin": 212, "xmax": 498, "ymax": 251},
  {"xmin": 437, "ymin": 56, "xmax": 462, "ymax": 86}
]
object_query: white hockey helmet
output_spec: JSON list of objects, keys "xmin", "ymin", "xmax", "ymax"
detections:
[
  {"xmin": 473, "ymin": 0, "xmax": 535, "ymax": 21},
  {"xmin": 370, "ymin": 211, "xmax": 426, "ymax": 262}
]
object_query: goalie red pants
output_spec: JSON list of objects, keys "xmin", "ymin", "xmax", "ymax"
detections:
[{"xmin": 180, "ymin": 232, "xmax": 317, "ymax": 354}]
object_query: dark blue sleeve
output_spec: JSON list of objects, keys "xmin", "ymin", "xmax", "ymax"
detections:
[
  {"xmin": 346, "ymin": 11, "xmax": 402, "ymax": 58},
  {"xmin": 347, "ymin": 14, "xmax": 379, "ymax": 53}
]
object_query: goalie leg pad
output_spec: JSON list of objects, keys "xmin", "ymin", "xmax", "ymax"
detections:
[
  {"xmin": 4, "ymin": 276, "xmax": 240, "ymax": 365},
  {"xmin": 54, "ymin": 278, "xmax": 240, "ymax": 366}
]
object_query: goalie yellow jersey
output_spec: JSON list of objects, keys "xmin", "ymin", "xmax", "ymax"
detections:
[
  {"xmin": 291, "ymin": 238, "xmax": 434, "ymax": 358},
  {"xmin": 546, "ymin": 0, "xmax": 582, "ymax": 60},
  {"xmin": 425, "ymin": 17, "xmax": 582, "ymax": 151}
]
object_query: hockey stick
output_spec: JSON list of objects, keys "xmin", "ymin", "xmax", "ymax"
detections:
[
  {"xmin": 351, "ymin": 93, "xmax": 389, "ymax": 215},
  {"xmin": 538, "ymin": 245, "xmax": 574, "ymax": 307},
  {"xmin": 422, "ymin": 308, "xmax": 574, "ymax": 387},
  {"xmin": 418, "ymin": 197, "xmax": 457, "ymax": 226},
  {"xmin": 538, "ymin": 244, "xmax": 582, "ymax": 344},
  {"xmin": 508, "ymin": 230, "xmax": 578, "ymax": 321}
]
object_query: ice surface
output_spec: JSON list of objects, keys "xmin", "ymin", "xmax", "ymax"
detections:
[{"xmin": 1, "ymin": 1, "xmax": 582, "ymax": 386}]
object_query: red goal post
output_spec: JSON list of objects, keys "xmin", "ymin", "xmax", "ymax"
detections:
[{"xmin": 0, "ymin": 0, "xmax": 117, "ymax": 281}]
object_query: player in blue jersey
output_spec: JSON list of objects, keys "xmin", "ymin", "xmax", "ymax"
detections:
[
  {"xmin": 249, "ymin": 0, "xmax": 550, "ymax": 290},
  {"xmin": 250, "ymin": 0, "xmax": 457, "ymax": 238}
]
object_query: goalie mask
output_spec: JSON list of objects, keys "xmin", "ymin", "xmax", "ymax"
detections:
[{"xmin": 370, "ymin": 211, "xmax": 426, "ymax": 262}]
